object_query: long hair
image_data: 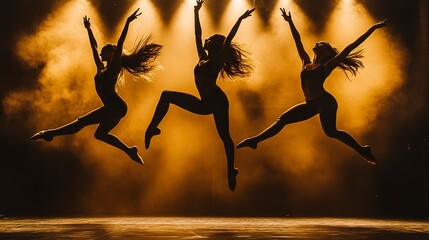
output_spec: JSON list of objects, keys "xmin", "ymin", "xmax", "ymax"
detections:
[
  {"xmin": 121, "ymin": 35, "xmax": 163, "ymax": 81},
  {"xmin": 324, "ymin": 42, "xmax": 364, "ymax": 79},
  {"xmin": 210, "ymin": 34, "xmax": 254, "ymax": 80}
]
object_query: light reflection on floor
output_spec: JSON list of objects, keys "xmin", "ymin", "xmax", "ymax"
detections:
[{"xmin": 0, "ymin": 217, "xmax": 428, "ymax": 239}]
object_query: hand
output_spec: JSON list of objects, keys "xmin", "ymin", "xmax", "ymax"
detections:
[
  {"xmin": 83, "ymin": 15, "xmax": 91, "ymax": 29},
  {"xmin": 127, "ymin": 8, "xmax": 142, "ymax": 23},
  {"xmin": 280, "ymin": 8, "xmax": 291, "ymax": 22},
  {"xmin": 194, "ymin": 0, "xmax": 204, "ymax": 12},
  {"xmin": 239, "ymin": 8, "xmax": 255, "ymax": 20},
  {"xmin": 373, "ymin": 19, "xmax": 388, "ymax": 29}
]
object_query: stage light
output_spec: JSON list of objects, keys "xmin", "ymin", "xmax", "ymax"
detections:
[{"xmin": 324, "ymin": 0, "xmax": 406, "ymax": 134}]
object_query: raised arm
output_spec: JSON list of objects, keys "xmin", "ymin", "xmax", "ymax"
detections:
[
  {"xmin": 211, "ymin": 8, "xmax": 255, "ymax": 70},
  {"xmin": 325, "ymin": 19, "xmax": 388, "ymax": 73},
  {"xmin": 224, "ymin": 8, "xmax": 254, "ymax": 47},
  {"xmin": 83, "ymin": 16, "xmax": 103, "ymax": 71},
  {"xmin": 194, "ymin": 0, "xmax": 207, "ymax": 59},
  {"xmin": 110, "ymin": 8, "xmax": 142, "ymax": 75},
  {"xmin": 280, "ymin": 8, "xmax": 311, "ymax": 66}
]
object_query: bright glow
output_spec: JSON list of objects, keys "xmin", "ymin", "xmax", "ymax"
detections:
[
  {"xmin": 10, "ymin": 0, "xmax": 102, "ymax": 149},
  {"xmin": 323, "ymin": 0, "xmax": 406, "ymax": 134},
  {"xmin": 4, "ymin": 0, "xmax": 407, "ymax": 214},
  {"xmin": 220, "ymin": 0, "xmax": 254, "ymax": 30}
]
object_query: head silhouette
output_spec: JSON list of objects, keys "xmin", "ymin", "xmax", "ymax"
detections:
[
  {"xmin": 201, "ymin": 34, "xmax": 253, "ymax": 79},
  {"xmin": 204, "ymin": 34, "xmax": 225, "ymax": 56},
  {"xmin": 312, "ymin": 41, "xmax": 337, "ymax": 63},
  {"xmin": 312, "ymin": 41, "xmax": 364, "ymax": 78},
  {"xmin": 100, "ymin": 44, "xmax": 117, "ymax": 62}
]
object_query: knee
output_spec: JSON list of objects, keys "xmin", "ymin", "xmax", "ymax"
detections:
[
  {"xmin": 94, "ymin": 130, "xmax": 107, "ymax": 140},
  {"xmin": 220, "ymin": 134, "xmax": 234, "ymax": 146},
  {"xmin": 161, "ymin": 90, "xmax": 172, "ymax": 101},
  {"xmin": 323, "ymin": 129, "xmax": 339, "ymax": 138}
]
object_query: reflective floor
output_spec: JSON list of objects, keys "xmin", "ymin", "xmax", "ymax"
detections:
[{"xmin": 0, "ymin": 217, "xmax": 428, "ymax": 239}]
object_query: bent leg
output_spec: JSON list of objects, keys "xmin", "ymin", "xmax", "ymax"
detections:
[
  {"xmin": 319, "ymin": 95, "xmax": 376, "ymax": 164},
  {"xmin": 149, "ymin": 90, "xmax": 211, "ymax": 127},
  {"xmin": 237, "ymin": 102, "xmax": 318, "ymax": 149},
  {"xmin": 95, "ymin": 119, "xmax": 143, "ymax": 165},
  {"xmin": 145, "ymin": 90, "xmax": 211, "ymax": 148}
]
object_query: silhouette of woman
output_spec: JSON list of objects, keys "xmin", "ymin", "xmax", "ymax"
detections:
[
  {"xmin": 144, "ymin": 0, "xmax": 254, "ymax": 191},
  {"xmin": 30, "ymin": 9, "xmax": 162, "ymax": 165},
  {"xmin": 237, "ymin": 9, "xmax": 388, "ymax": 165}
]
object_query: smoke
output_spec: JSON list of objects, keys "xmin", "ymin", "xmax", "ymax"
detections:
[
  {"xmin": 4, "ymin": 1, "xmax": 101, "ymax": 146},
  {"xmin": 1, "ymin": 0, "xmax": 413, "ymax": 216},
  {"xmin": 323, "ymin": 1, "xmax": 407, "ymax": 144}
]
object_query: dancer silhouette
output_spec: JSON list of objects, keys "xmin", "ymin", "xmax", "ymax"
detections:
[
  {"xmin": 237, "ymin": 9, "xmax": 388, "ymax": 165},
  {"xmin": 30, "ymin": 9, "xmax": 162, "ymax": 165},
  {"xmin": 145, "ymin": 0, "xmax": 254, "ymax": 191}
]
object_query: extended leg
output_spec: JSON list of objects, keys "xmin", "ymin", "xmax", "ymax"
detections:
[
  {"xmin": 213, "ymin": 106, "xmax": 238, "ymax": 192},
  {"xmin": 30, "ymin": 106, "xmax": 112, "ymax": 141},
  {"xmin": 237, "ymin": 102, "xmax": 318, "ymax": 149}
]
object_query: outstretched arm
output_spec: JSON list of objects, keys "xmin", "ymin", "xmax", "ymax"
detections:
[
  {"xmin": 194, "ymin": 0, "xmax": 207, "ymax": 59},
  {"xmin": 224, "ymin": 8, "xmax": 254, "ymax": 47},
  {"xmin": 83, "ymin": 16, "xmax": 103, "ymax": 71},
  {"xmin": 111, "ymin": 8, "xmax": 142, "ymax": 75},
  {"xmin": 280, "ymin": 8, "xmax": 310, "ymax": 66},
  {"xmin": 211, "ymin": 8, "xmax": 255, "ymax": 71},
  {"xmin": 325, "ymin": 19, "xmax": 388, "ymax": 73}
]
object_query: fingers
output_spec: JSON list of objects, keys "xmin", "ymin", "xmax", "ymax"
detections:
[
  {"xmin": 242, "ymin": 8, "xmax": 255, "ymax": 18},
  {"xmin": 134, "ymin": 9, "xmax": 142, "ymax": 17},
  {"xmin": 83, "ymin": 15, "xmax": 90, "ymax": 27},
  {"xmin": 374, "ymin": 18, "xmax": 388, "ymax": 28},
  {"xmin": 131, "ymin": 8, "xmax": 141, "ymax": 17},
  {"xmin": 279, "ymin": 8, "xmax": 290, "ymax": 18},
  {"xmin": 128, "ymin": 8, "xmax": 142, "ymax": 21}
]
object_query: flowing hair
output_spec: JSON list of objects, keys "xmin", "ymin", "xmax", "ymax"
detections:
[
  {"xmin": 104, "ymin": 35, "xmax": 162, "ymax": 89},
  {"xmin": 121, "ymin": 34, "xmax": 162, "ymax": 79},
  {"xmin": 210, "ymin": 34, "xmax": 254, "ymax": 80},
  {"xmin": 324, "ymin": 42, "xmax": 364, "ymax": 79}
]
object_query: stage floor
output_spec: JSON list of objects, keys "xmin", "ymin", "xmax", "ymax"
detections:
[{"xmin": 0, "ymin": 217, "xmax": 428, "ymax": 239}]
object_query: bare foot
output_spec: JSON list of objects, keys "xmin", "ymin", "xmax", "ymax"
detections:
[
  {"xmin": 30, "ymin": 131, "xmax": 53, "ymax": 142},
  {"xmin": 361, "ymin": 145, "xmax": 376, "ymax": 165},
  {"xmin": 228, "ymin": 167, "xmax": 239, "ymax": 192},
  {"xmin": 128, "ymin": 146, "xmax": 144, "ymax": 165},
  {"xmin": 145, "ymin": 126, "xmax": 161, "ymax": 149}
]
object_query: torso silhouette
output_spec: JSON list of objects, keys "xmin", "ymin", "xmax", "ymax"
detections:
[
  {"xmin": 300, "ymin": 63, "xmax": 328, "ymax": 100},
  {"xmin": 194, "ymin": 59, "xmax": 220, "ymax": 98},
  {"xmin": 95, "ymin": 67, "xmax": 119, "ymax": 104}
]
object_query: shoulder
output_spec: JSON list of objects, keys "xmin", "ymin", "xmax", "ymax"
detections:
[{"xmin": 303, "ymin": 63, "xmax": 319, "ymax": 70}]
